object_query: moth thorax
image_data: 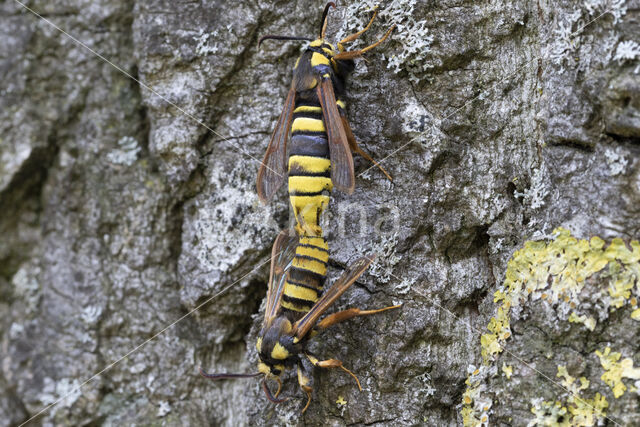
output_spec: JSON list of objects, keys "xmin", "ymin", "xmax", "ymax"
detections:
[{"xmin": 309, "ymin": 39, "xmax": 336, "ymax": 55}]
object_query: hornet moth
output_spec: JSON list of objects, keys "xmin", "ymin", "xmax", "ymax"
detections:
[
  {"xmin": 256, "ymin": 2, "xmax": 395, "ymax": 226},
  {"xmin": 200, "ymin": 230, "xmax": 401, "ymax": 412}
]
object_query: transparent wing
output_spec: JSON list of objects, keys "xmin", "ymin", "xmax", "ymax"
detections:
[
  {"xmin": 257, "ymin": 87, "xmax": 296, "ymax": 203},
  {"xmin": 316, "ymin": 78, "xmax": 355, "ymax": 194},
  {"xmin": 292, "ymin": 254, "xmax": 375, "ymax": 340},
  {"xmin": 263, "ymin": 229, "xmax": 299, "ymax": 328}
]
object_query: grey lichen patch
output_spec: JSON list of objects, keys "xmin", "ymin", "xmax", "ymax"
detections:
[
  {"xmin": 513, "ymin": 164, "xmax": 551, "ymax": 210},
  {"xmin": 194, "ymin": 29, "xmax": 222, "ymax": 57},
  {"xmin": 144, "ymin": 76, "xmax": 207, "ymax": 184},
  {"xmin": 106, "ymin": 136, "xmax": 142, "ymax": 166},
  {"xmin": 180, "ymin": 163, "xmax": 278, "ymax": 282},
  {"xmin": 38, "ymin": 377, "xmax": 82, "ymax": 415},
  {"xmin": 613, "ymin": 40, "xmax": 640, "ymax": 65},
  {"xmin": 540, "ymin": 0, "xmax": 632, "ymax": 146},
  {"xmin": 368, "ymin": 232, "xmax": 402, "ymax": 284},
  {"xmin": 11, "ymin": 262, "xmax": 41, "ymax": 314},
  {"xmin": 335, "ymin": 0, "xmax": 435, "ymax": 83},
  {"xmin": 603, "ymin": 147, "xmax": 628, "ymax": 176},
  {"xmin": 543, "ymin": 0, "xmax": 627, "ymax": 71}
]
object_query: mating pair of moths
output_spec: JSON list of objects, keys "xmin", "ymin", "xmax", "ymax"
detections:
[{"xmin": 201, "ymin": 3, "xmax": 400, "ymax": 413}]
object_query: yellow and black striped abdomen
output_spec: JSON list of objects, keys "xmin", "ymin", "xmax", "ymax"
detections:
[
  {"xmin": 288, "ymin": 102, "xmax": 332, "ymax": 234},
  {"xmin": 280, "ymin": 236, "xmax": 329, "ymax": 314}
]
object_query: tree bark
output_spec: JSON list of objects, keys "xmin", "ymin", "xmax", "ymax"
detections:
[{"xmin": 1, "ymin": 0, "xmax": 639, "ymax": 425}]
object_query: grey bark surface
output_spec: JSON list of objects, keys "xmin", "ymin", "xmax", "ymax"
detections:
[{"xmin": 1, "ymin": 0, "xmax": 639, "ymax": 426}]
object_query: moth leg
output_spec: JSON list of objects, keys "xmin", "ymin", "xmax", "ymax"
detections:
[
  {"xmin": 337, "ymin": 6, "xmax": 379, "ymax": 51},
  {"xmin": 341, "ymin": 116, "xmax": 392, "ymax": 181},
  {"xmin": 274, "ymin": 376, "xmax": 283, "ymax": 398},
  {"xmin": 298, "ymin": 358, "xmax": 315, "ymax": 413},
  {"xmin": 333, "ymin": 25, "xmax": 395, "ymax": 61},
  {"xmin": 306, "ymin": 354, "xmax": 362, "ymax": 391},
  {"xmin": 315, "ymin": 305, "xmax": 402, "ymax": 332}
]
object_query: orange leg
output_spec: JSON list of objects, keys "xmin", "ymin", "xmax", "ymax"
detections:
[
  {"xmin": 341, "ymin": 116, "xmax": 392, "ymax": 181},
  {"xmin": 334, "ymin": 25, "xmax": 396, "ymax": 61},
  {"xmin": 313, "ymin": 357, "xmax": 362, "ymax": 391},
  {"xmin": 315, "ymin": 305, "xmax": 401, "ymax": 331},
  {"xmin": 306, "ymin": 354, "xmax": 363, "ymax": 391},
  {"xmin": 301, "ymin": 385, "xmax": 313, "ymax": 413},
  {"xmin": 297, "ymin": 364, "xmax": 314, "ymax": 413},
  {"xmin": 337, "ymin": 6, "xmax": 379, "ymax": 50},
  {"xmin": 274, "ymin": 377, "xmax": 283, "ymax": 398}
]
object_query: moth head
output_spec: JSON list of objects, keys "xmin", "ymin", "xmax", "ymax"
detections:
[
  {"xmin": 199, "ymin": 325, "xmax": 293, "ymax": 405},
  {"xmin": 256, "ymin": 317, "xmax": 299, "ymax": 369},
  {"xmin": 254, "ymin": 317, "xmax": 299, "ymax": 403}
]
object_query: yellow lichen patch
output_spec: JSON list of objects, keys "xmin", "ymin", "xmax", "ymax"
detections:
[
  {"xmin": 336, "ymin": 395, "xmax": 346, "ymax": 406},
  {"xmin": 479, "ymin": 413, "xmax": 489, "ymax": 424},
  {"xmin": 568, "ymin": 393, "xmax": 608, "ymax": 427},
  {"xmin": 568, "ymin": 312, "xmax": 596, "ymax": 331},
  {"xmin": 481, "ymin": 305, "xmax": 511, "ymax": 361},
  {"xmin": 595, "ymin": 347, "xmax": 640, "ymax": 398},
  {"xmin": 502, "ymin": 363, "xmax": 513, "ymax": 379},
  {"xmin": 604, "ymin": 262, "xmax": 636, "ymax": 309},
  {"xmin": 529, "ymin": 366, "xmax": 608, "ymax": 426},
  {"xmin": 463, "ymin": 228, "xmax": 637, "ymax": 425},
  {"xmin": 557, "ymin": 366, "xmax": 588, "ymax": 395},
  {"xmin": 480, "ymin": 228, "xmax": 640, "ymax": 365},
  {"xmin": 530, "ymin": 400, "xmax": 569, "ymax": 427},
  {"xmin": 460, "ymin": 407, "xmax": 480, "ymax": 427},
  {"xmin": 461, "ymin": 366, "xmax": 493, "ymax": 426}
]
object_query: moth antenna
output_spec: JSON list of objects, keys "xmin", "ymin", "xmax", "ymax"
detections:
[
  {"xmin": 258, "ymin": 35, "xmax": 313, "ymax": 49},
  {"xmin": 199, "ymin": 367, "xmax": 261, "ymax": 380},
  {"xmin": 262, "ymin": 379, "xmax": 288, "ymax": 403},
  {"xmin": 320, "ymin": 2, "xmax": 336, "ymax": 39}
]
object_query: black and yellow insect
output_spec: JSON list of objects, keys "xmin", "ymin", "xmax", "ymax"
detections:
[
  {"xmin": 199, "ymin": 4, "xmax": 400, "ymax": 413},
  {"xmin": 256, "ymin": 2, "xmax": 394, "ymax": 236},
  {"xmin": 201, "ymin": 229, "xmax": 400, "ymax": 412}
]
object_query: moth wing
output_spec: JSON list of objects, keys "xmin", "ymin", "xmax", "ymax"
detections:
[
  {"xmin": 316, "ymin": 78, "xmax": 355, "ymax": 194},
  {"xmin": 263, "ymin": 229, "xmax": 299, "ymax": 329},
  {"xmin": 292, "ymin": 254, "xmax": 375, "ymax": 340},
  {"xmin": 257, "ymin": 86, "xmax": 296, "ymax": 203}
]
